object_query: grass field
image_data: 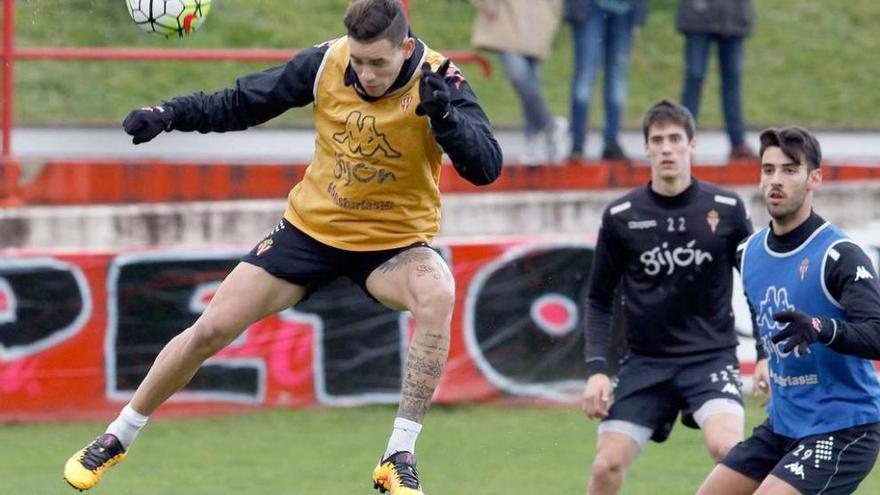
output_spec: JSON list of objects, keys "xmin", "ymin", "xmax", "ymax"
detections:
[
  {"xmin": 9, "ymin": 0, "xmax": 880, "ymax": 129},
  {"xmin": 3, "ymin": 397, "xmax": 879, "ymax": 494}
]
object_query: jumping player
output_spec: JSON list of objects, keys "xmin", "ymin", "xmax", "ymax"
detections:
[{"xmin": 63, "ymin": 1, "xmax": 502, "ymax": 494}]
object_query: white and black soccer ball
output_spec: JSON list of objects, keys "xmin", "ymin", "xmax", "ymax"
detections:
[{"xmin": 126, "ymin": 0, "xmax": 212, "ymax": 38}]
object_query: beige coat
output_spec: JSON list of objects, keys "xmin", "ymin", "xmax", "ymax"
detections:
[{"xmin": 471, "ymin": 0, "xmax": 562, "ymax": 60}]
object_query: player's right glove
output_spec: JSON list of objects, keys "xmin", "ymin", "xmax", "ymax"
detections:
[
  {"xmin": 771, "ymin": 310, "xmax": 834, "ymax": 356},
  {"xmin": 122, "ymin": 105, "xmax": 175, "ymax": 144}
]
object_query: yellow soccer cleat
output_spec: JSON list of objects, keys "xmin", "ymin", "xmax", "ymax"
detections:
[
  {"xmin": 372, "ymin": 451, "xmax": 424, "ymax": 495},
  {"xmin": 64, "ymin": 434, "xmax": 128, "ymax": 491}
]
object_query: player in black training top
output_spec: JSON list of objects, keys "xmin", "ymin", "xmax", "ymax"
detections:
[{"xmin": 580, "ymin": 100, "xmax": 756, "ymax": 495}]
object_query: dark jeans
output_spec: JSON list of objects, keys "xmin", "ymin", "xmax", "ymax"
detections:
[
  {"xmin": 569, "ymin": 6, "xmax": 636, "ymax": 153},
  {"xmin": 681, "ymin": 33, "xmax": 747, "ymax": 146},
  {"xmin": 498, "ymin": 52, "xmax": 552, "ymax": 136}
]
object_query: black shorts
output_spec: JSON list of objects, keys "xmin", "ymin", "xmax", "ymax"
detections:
[
  {"xmin": 722, "ymin": 419, "xmax": 880, "ymax": 494},
  {"xmin": 605, "ymin": 349, "xmax": 743, "ymax": 443},
  {"xmin": 241, "ymin": 218, "xmax": 433, "ymax": 298}
]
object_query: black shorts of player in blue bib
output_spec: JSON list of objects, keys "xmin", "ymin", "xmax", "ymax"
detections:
[
  {"xmin": 604, "ymin": 348, "xmax": 743, "ymax": 443},
  {"xmin": 722, "ymin": 419, "xmax": 880, "ymax": 494},
  {"xmin": 241, "ymin": 218, "xmax": 434, "ymax": 298}
]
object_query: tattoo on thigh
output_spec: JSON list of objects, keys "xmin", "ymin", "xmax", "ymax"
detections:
[
  {"xmin": 378, "ymin": 249, "xmax": 437, "ymax": 274},
  {"xmin": 415, "ymin": 264, "xmax": 441, "ymax": 280}
]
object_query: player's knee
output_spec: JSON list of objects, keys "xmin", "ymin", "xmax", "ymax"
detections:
[
  {"xmin": 410, "ymin": 281, "xmax": 455, "ymax": 326},
  {"xmin": 591, "ymin": 452, "xmax": 627, "ymax": 482},
  {"xmin": 707, "ymin": 437, "xmax": 736, "ymax": 462},
  {"xmin": 188, "ymin": 318, "xmax": 237, "ymax": 357}
]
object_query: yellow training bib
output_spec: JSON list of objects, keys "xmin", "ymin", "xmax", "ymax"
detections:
[{"xmin": 284, "ymin": 37, "xmax": 446, "ymax": 251}]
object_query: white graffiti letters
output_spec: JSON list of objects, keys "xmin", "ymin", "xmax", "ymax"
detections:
[{"xmin": 639, "ymin": 240, "xmax": 713, "ymax": 276}]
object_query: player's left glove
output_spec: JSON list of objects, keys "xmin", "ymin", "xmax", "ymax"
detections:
[
  {"xmin": 415, "ymin": 59, "xmax": 451, "ymax": 120},
  {"xmin": 771, "ymin": 310, "xmax": 835, "ymax": 356}
]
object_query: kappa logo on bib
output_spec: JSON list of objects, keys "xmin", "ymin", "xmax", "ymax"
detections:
[{"xmin": 332, "ymin": 111, "xmax": 401, "ymax": 158}]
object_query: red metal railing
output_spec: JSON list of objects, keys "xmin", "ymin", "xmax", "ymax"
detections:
[
  {"xmin": 0, "ymin": 0, "xmax": 489, "ymax": 162},
  {"xmin": 2, "ymin": 0, "xmax": 15, "ymax": 161}
]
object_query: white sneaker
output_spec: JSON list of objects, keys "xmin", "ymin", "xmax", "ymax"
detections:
[
  {"xmin": 520, "ymin": 133, "xmax": 545, "ymax": 165},
  {"xmin": 542, "ymin": 116, "xmax": 568, "ymax": 165}
]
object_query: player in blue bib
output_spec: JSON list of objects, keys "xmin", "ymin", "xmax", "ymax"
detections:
[{"xmin": 698, "ymin": 126, "xmax": 880, "ymax": 494}]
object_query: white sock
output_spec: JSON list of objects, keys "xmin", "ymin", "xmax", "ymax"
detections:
[
  {"xmin": 384, "ymin": 417, "xmax": 422, "ymax": 459},
  {"xmin": 106, "ymin": 404, "xmax": 149, "ymax": 450}
]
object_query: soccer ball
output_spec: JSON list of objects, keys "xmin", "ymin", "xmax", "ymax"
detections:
[{"xmin": 126, "ymin": 0, "xmax": 212, "ymax": 38}]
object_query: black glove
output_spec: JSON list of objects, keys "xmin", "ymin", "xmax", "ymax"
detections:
[
  {"xmin": 415, "ymin": 59, "xmax": 451, "ymax": 120},
  {"xmin": 122, "ymin": 105, "xmax": 175, "ymax": 144},
  {"xmin": 771, "ymin": 310, "xmax": 834, "ymax": 356}
]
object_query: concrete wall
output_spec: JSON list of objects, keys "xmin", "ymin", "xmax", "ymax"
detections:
[{"xmin": 3, "ymin": 181, "xmax": 880, "ymax": 250}]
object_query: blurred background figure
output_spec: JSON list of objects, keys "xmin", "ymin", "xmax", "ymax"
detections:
[
  {"xmin": 472, "ymin": 0, "xmax": 565, "ymax": 164},
  {"xmin": 565, "ymin": 0, "xmax": 646, "ymax": 163},
  {"xmin": 677, "ymin": 0, "xmax": 757, "ymax": 160}
]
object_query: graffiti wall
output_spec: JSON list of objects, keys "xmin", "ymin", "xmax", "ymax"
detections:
[{"xmin": 0, "ymin": 240, "xmax": 767, "ymax": 421}]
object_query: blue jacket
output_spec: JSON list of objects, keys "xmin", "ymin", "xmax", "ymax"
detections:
[
  {"xmin": 676, "ymin": 0, "xmax": 754, "ymax": 37},
  {"xmin": 564, "ymin": 0, "xmax": 646, "ymax": 26}
]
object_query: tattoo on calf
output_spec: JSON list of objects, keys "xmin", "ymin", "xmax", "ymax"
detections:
[
  {"xmin": 397, "ymin": 336, "xmax": 449, "ymax": 422},
  {"xmin": 399, "ymin": 384, "xmax": 435, "ymax": 421},
  {"xmin": 414, "ymin": 332, "xmax": 449, "ymax": 353},
  {"xmin": 407, "ymin": 352, "xmax": 445, "ymax": 377}
]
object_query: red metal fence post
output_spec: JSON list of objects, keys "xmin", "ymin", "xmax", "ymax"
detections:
[{"xmin": 2, "ymin": 0, "xmax": 14, "ymax": 161}]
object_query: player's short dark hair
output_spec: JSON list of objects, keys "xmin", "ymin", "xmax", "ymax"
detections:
[
  {"xmin": 642, "ymin": 99, "xmax": 696, "ymax": 142},
  {"xmin": 344, "ymin": 0, "xmax": 409, "ymax": 45},
  {"xmin": 759, "ymin": 126, "xmax": 822, "ymax": 170}
]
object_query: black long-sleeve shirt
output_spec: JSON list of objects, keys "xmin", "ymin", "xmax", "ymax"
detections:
[
  {"xmin": 583, "ymin": 179, "xmax": 754, "ymax": 375},
  {"xmin": 741, "ymin": 212, "xmax": 880, "ymax": 360},
  {"xmin": 161, "ymin": 37, "xmax": 502, "ymax": 186}
]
